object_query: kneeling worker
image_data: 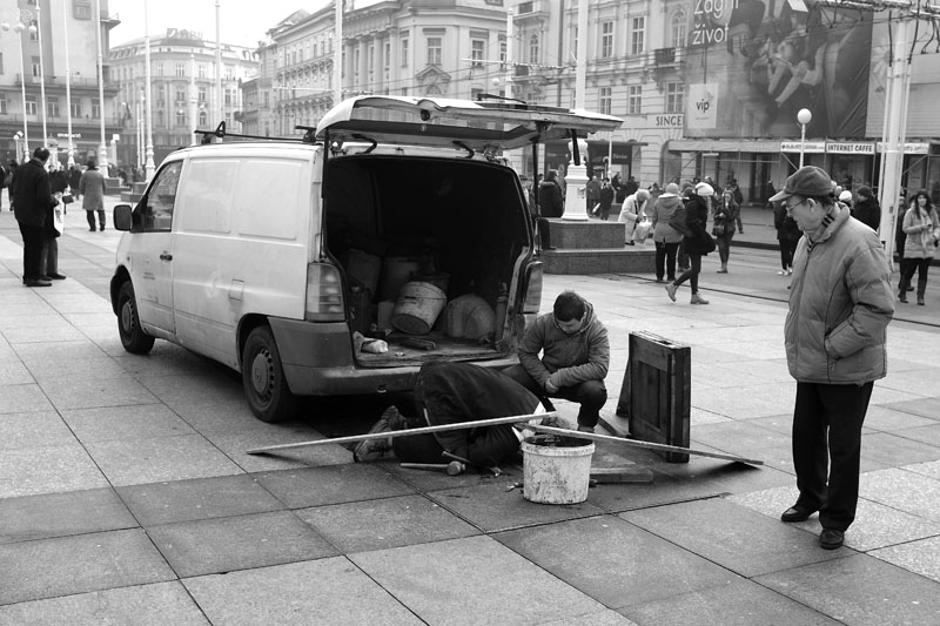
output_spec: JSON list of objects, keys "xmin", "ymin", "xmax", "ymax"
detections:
[
  {"xmin": 503, "ymin": 290, "xmax": 609, "ymax": 432},
  {"xmin": 353, "ymin": 361, "xmax": 549, "ymax": 468}
]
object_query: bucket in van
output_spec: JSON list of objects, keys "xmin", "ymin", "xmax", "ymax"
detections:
[{"xmin": 391, "ymin": 281, "xmax": 447, "ymax": 335}]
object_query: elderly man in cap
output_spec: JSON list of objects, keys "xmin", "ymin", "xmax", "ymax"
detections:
[{"xmin": 770, "ymin": 166, "xmax": 894, "ymax": 550}]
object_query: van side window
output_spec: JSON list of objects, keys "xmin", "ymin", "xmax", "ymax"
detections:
[{"xmin": 136, "ymin": 162, "xmax": 182, "ymax": 231}]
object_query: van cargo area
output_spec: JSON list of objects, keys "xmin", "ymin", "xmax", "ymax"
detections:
[{"xmin": 325, "ymin": 155, "xmax": 532, "ymax": 367}]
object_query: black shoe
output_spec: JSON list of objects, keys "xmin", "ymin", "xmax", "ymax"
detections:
[
  {"xmin": 781, "ymin": 506, "xmax": 815, "ymax": 522},
  {"xmin": 655, "ymin": 278, "xmax": 666, "ymax": 283},
  {"xmin": 819, "ymin": 528, "xmax": 844, "ymax": 550},
  {"xmin": 906, "ymin": 285, "xmax": 914, "ymax": 291},
  {"xmin": 47, "ymin": 272, "xmax": 67, "ymax": 280},
  {"xmin": 39, "ymin": 275, "xmax": 52, "ymax": 281},
  {"xmin": 99, "ymin": 225, "xmax": 105, "ymax": 231},
  {"xmin": 89, "ymin": 227, "xmax": 96, "ymax": 231},
  {"xmin": 25, "ymin": 279, "xmax": 52, "ymax": 287}
]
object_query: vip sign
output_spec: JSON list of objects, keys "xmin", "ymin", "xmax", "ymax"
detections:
[{"xmin": 686, "ymin": 83, "xmax": 719, "ymax": 130}]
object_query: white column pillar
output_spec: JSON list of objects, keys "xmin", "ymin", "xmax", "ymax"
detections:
[
  {"xmin": 94, "ymin": 0, "xmax": 109, "ymax": 175},
  {"xmin": 62, "ymin": 2, "xmax": 75, "ymax": 166},
  {"xmin": 143, "ymin": 0, "xmax": 155, "ymax": 179}
]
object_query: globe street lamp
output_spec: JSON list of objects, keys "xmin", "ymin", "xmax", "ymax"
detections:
[{"xmin": 797, "ymin": 108, "xmax": 812, "ymax": 168}]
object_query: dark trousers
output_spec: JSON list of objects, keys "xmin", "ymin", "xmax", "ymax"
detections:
[
  {"xmin": 655, "ymin": 241, "xmax": 679, "ymax": 280},
  {"xmin": 779, "ymin": 239, "xmax": 798, "ymax": 270},
  {"xmin": 18, "ymin": 222, "xmax": 44, "ymax": 281},
  {"xmin": 792, "ymin": 381, "xmax": 873, "ymax": 531},
  {"xmin": 86, "ymin": 209, "xmax": 105, "ymax": 230},
  {"xmin": 502, "ymin": 364, "xmax": 607, "ymax": 428},
  {"xmin": 392, "ymin": 428, "xmax": 517, "ymax": 466},
  {"xmin": 677, "ymin": 240, "xmax": 689, "ymax": 269},
  {"xmin": 40, "ymin": 237, "xmax": 59, "ymax": 276},
  {"xmin": 716, "ymin": 232, "xmax": 734, "ymax": 266},
  {"xmin": 674, "ymin": 252, "xmax": 702, "ymax": 293},
  {"xmin": 537, "ymin": 217, "xmax": 553, "ymax": 248},
  {"xmin": 899, "ymin": 258, "xmax": 930, "ymax": 296}
]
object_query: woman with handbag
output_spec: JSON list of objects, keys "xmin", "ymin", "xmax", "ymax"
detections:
[
  {"xmin": 666, "ymin": 182, "xmax": 715, "ymax": 304},
  {"xmin": 898, "ymin": 190, "xmax": 939, "ymax": 305},
  {"xmin": 713, "ymin": 189, "xmax": 739, "ymax": 273},
  {"xmin": 618, "ymin": 189, "xmax": 650, "ymax": 245}
]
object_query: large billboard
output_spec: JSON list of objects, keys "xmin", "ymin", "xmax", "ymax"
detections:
[{"xmin": 682, "ymin": 0, "xmax": 873, "ymax": 139}]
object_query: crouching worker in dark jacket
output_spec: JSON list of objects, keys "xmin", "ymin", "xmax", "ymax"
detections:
[
  {"xmin": 353, "ymin": 362, "xmax": 550, "ymax": 467},
  {"xmin": 503, "ymin": 291, "xmax": 609, "ymax": 433}
]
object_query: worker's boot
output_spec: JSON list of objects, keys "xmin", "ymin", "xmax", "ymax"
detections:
[
  {"xmin": 917, "ymin": 277, "xmax": 927, "ymax": 305},
  {"xmin": 352, "ymin": 405, "xmax": 403, "ymax": 462}
]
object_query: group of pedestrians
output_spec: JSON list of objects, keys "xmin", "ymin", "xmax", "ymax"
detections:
[{"xmin": 9, "ymin": 149, "xmax": 109, "ymax": 288}]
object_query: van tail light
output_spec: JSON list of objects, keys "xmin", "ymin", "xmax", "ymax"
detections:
[
  {"xmin": 522, "ymin": 262, "xmax": 543, "ymax": 314},
  {"xmin": 305, "ymin": 262, "xmax": 345, "ymax": 322}
]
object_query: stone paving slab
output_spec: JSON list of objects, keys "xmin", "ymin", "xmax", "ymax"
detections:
[
  {"xmin": 351, "ymin": 535, "xmax": 606, "ymax": 624},
  {"xmin": 859, "ymin": 467, "xmax": 940, "ymax": 522},
  {"xmin": 0, "ymin": 487, "xmax": 136, "ymax": 545},
  {"xmin": 0, "ymin": 411, "xmax": 78, "ymax": 449},
  {"xmin": 754, "ymin": 553, "xmax": 940, "ymax": 625},
  {"xmin": 183, "ymin": 557, "xmax": 422, "ymax": 625},
  {"xmin": 254, "ymin": 463, "xmax": 416, "ymax": 509},
  {"xmin": 297, "ymin": 494, "xmax": 480, "ymax": 553},
  {"xmin": 0, "ymin": 383, "xmax": 54, "ymax": 414},
  {"xmin": 621, "ymin": 498, "xmax": 845, "ymax": 577},
  {"xmin": 2, "ymin": 323, "xmax": 87, "ymax": 344},
  {"xmin": 496, "ymin": 515, "xmax": 739, "ymax": 609},
  {"xmin": 893, "ymin": 423, "xmax": 940, "ymax": 448},
  {"xmin": 0, "ymin": 581, "xmax": 208, "ymax": 625},
  {"xmin": 0, "ymin": 360, "xmax": 33, "ymax": 385},
  {"xmin": 905, "ymin": 459, "xmax": 940, "ymax": 480},
  {"xmin": 0, "ymin": 529, "xmax": 175, "ymax": 606},
  {"xmin": 619, "ymin": 579, "xmax": 841, "ymax": 626},
  {"xmin": 860, "ymin": 432, "xmax": 940, "ymax": 468},
  {"xmin": 0, "ymin": 442, "xmax": 109, "ymax": 499},
  {"xmin": 38, "ymin": 375, "xmax": 160, "ymax": 410},
  {"xmin": 61, "ymin": 404, "xmax": 197, "ymax": 442},
  {"xmin": 869, "ymin": 535, "xmax": 940, "ymax": 584},
  {"xmin": 147, "ymin": 510, "xmax": 337, "ymax": 578},
  {"xmin": 860, "ymin": 404, "xmax": 938, "ymax": 433},
  {"xmin": 882, "ymin": 396, "xmax": 940, "ymax": 420},
  {"xmin": 205, "ymin": 429, "xmax": 353, "ymax": 472},
  {"xmin": 11, "ymin": 340, "xmax": 111, "ymax": 363},
  {"xmin": 117, "ymin": 474, "xmax": 285, "ymax": 526}
]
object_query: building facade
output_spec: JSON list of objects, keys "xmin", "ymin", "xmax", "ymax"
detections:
[
  {"xmin": 108, "ymin": 29, "xmax": 258, "ymax": 168},
  {"xmin": 0, "ymin": 0, "xmax": 120, "ymax": 166}
]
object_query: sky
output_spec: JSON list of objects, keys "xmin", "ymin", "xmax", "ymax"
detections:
[{"xmin": 109, "ymin": 0, "xmax": 329, "ymax": 48}]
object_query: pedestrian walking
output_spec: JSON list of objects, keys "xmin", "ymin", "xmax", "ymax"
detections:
[
  {"xmin": 585, "ymin": 174, "xmax": 601, "ymax": 218},
  {"xmin": 597, "ymin": 178, "xmax": 614, "ymax": 221},
  {"xmin": 771, "ymin": 165, "xmax": 894, "ymax": 550},
  {"xmin": 852, "ymin": 186, "xmax": 881, "ymax": 232},
  {"xmin": 650, "ymin": 182, "xmax": 684, "ymax": 283},
  {"xmin": 713, "ymin": 189, "xmax": 739, "ymax": 273},
  {"xmin": 897, "ymin": 190, "xmax": 939, "ymax": 305},
  {"xmin": 773, "ymin": 200, "xmax": 801, "ymax": 275},
  {"xmin": 666, "ymin": 181, "xmax": 714, "ymax": 304},
  {"xmin": 79, "ymin": 159, "xmax": 107, "ymax": 231},
  {"xmin": 12, "ymin": 147, "xmax": 59, "ymax": 287}
]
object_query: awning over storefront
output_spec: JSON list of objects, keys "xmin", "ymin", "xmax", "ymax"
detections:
[{"xmin": 667, "ymin": 138, "xmax": 784, "ymax": 153}]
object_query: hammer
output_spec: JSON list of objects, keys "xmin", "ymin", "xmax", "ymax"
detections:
[
  {"xmin": 442, "ymin": 451, "xmax": 501, "ymax": 477},
  {"xmin": 400, "ymin": 461, "xmax": 466, "ymax": 476}
]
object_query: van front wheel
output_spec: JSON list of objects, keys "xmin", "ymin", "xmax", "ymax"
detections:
[
  {"xmin": 117, "ymin": 282, "xmax": 155, "ymax": 354},
  {"xmin": 242, "ymin": 326, "xmax": 298, "ymax": 423}
]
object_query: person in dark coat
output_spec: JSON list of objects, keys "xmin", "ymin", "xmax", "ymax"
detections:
[
  {"xmin": 538, "ymin": 170, "xmax": 564, "ymax": 218},
  {"xmin": 623, "ymin": 175, "xmax": 639, "ymax": 198},
  {"xmin": 666, "ymin": 182, "xmax": 713, "ymax": 304},
  {"xmin": 598, "ymin": 178, "xmax": 615, "ymax": 221},
  {"xmin": 774, "ymin": 200, "xmax": 801, "ymax": 275},
  {"xmin": 41, "ymin": 163, "xmax": 69, "ymax": 281},
  {"xmin": 12, "ymin": 147, "xmax": 58, "ymax": 287},
  {"xmin": 68, "ymin": 164, "xmax": 83, "ymax": 200},
  {"xmin": 611, "ymin": 173, "xmax": 625, "ymax": 203},
  {"xmin": 851, "ymin": 186, "xmax": 881, "ymax": 232}
]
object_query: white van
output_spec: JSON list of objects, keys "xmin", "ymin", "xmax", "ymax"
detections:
[{"xmin": 110, "ymin": 96, "xmax": 621, "ymax": 422}]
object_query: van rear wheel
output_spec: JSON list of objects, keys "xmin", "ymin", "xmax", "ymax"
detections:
[
  {"xmin": 242, "ymin": 326, "xmax": 298, "ymax": 423},
  {"xmin": 117, "ymin": 281, "xmax": 155, "ymax": 354}
]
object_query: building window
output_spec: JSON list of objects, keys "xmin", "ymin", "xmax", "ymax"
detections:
[
  {"xmin": 71, "ymin": 101, "xmax": 82, "ymax": 117},
  {"xmin": 384, "ymin": 40, "xmax": 391, "ymax": 86},
  {"xmin": 471, "ymin": 39, "xmax": 485, "ymax": 68},
  {"xmin": 73, "ymin": 0, "xmax": 92, "ymax": 20},
  {"xmin": 175, "ymin": 63, "xmax": 185, "ymax": 77},
  {"xmin": 156, "ymin": 63, "xmax": 163, "ymax": 76},
  {"xmin": 353, "ymin": 47, "xmax": 360, "ymax": 84},
  {"xmin": 401, "ymin": 38, "xmax": 409, "ymax": 66},
  {"xmin": 599, "ymin": 87, "xmax": 611, "ymax": 115},
  {"xmin": 47, "ymin": 97, "xmax": 59, "ymax": 117},
  {"xmin": 175, "ymin": 89, "xmax": 186, "ymax": 103},
  {"xmin": 198, "ymin": 87, "xmax": 207, "ymax": 103},
  {"xmin": 426, "ymin": 37, "xmax": 442, "ymax": 66},
  {"xmin": 0, "ymin": 96, "xmax": 6, "ymax": 115},
  {"xmin": 198, "ymin": 64, "xmax": 206, "ymax": 78},
  {"xmin": 671, "ymin": 11, "xmax": 688, "ymax": 48},
  {"xmin": 499, "ymin": 35, "xmax": 506, "ymax": 66},
  {"xmin": 666, "ymin": 82, "xmax": 684, "ymax": 113},
  {"xmin": 0, "ymin": 53, "xmax": 4, "ymax": 75},
  {"xmin": 628, "ymin": 85, "xmax": 642, "ymax": 114},
  {"xmin": 225, "ymin": 65, "xmax": 234, "ymax": 80},
  {"xmin": 176, "ymin": 110, "xmax": 186, "ymax": 126},
  {"xmin": 25, "ymin": 96, "xmax": 37, "ymax": 116},
  {"xmin": 224, "ymin": 89, "xmax": 233, "ymax": 106},
  {"xmin": 368, "ymin": 43, "xmax": 375, "ymax": 84},
  {"xmin": 199, "ymin": 110, "xmax": 207, "ymax": 125},
  {"xmin": 601, "ymin": 21, "xmax": 614, "ymax": 58},
  {"xmin": 631, "ymin": 17, "xmax": 646, "ymax": 56},
  {"xmin": 528, "ymin": 34, "xmax": 539, "ymax": 64},
  {"xmin": 31, "ymin": 56, "xmax": 40, "ymax": 77}
]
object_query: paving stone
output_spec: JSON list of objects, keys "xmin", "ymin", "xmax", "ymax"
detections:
[
  {"xmin": 542, "ymin": 609, "xmax": 638, "ymax": 625},
  {"xmin": 148, "ymin": 510, "xmax": 337, "ymax": 577},
  {"xmin": 61, "ymin": 404, "xmax": 196, "ymax": 442},
  {"xmin": 905, "ymin": 459, "xmax": 940, "ymax": 480},
  {"xmin": 204, "ymin": 429, "xmax": 353, "ymax": 472},
  {"xmin": 0, "ymin": 529, "xmax": 175, "ymax": 605},
  {"xmin": 85, "ymin": 434, "xmax": 242, "ymax": 486},
  {"xmin": 870, "ymin": 536, "xmax": 940, "ymax": 583},
  {"xmin": 38, "ymin": 375, "xmax": 160, "ymax": 410},
  {"xmin": 755, "ymin": 554, "xmax": 940, "ymax": 625},
  {"xmin": 0, "ymin": 383, "xmax": 54, "ymax": 414},
  {"xmin": 861, "ymin": 432, "xmax": 940, "ymax": 467},
  {"xmin": 183, "ymin": 557, "xmax": 421, "ymax": 625},
  {"xmin": 861, "ymin": 404, "xmax": 937, "ymax": 433},
  {"xmin": 298, "ymin": 494, "xmax": 479, "ymax": 553},
  {"xmin": 351, "ymin": 535, "xmax": 605, "ymax": 623},
  {"xmin": 117, "ymin": 474, "xmax": 285, "ymax": 526},
  {"xmin": 691, "ymin": 381, "xmax": 796, "ymax": 419},
  {"xmin": 27, "ymin": 357, "xmax": 130, "ymax": 384},
  {"xmin": 427, "ymin": 481, "xmax": 606, "ymax": 532},
  {"xmin": 3, "ymin": 323, "xmax": 87, "ymax": 343},
  {"xmin": 385, "ymin": 459, "xmax": 519, "ymax": 492},
  {"xmin": 879, "ymin": 395, "xmax": 940, "ymax": 417},
  {"xmin": 254, "ymin": 463, "xmax": 415, "ymax": 509},
  {"xmin": 620, "ymin": 579, "xmax": 841, "ymax": 626},
  {"xmin": 496, "ymin": 515, "xmax": 738, "ymax": 609},
  {"xmin": 622, "ymin": 498, "xmax": 842, "ymax": 577},
  {"xmin": 585, "ymin": 470, "xmax": 728, "ymax": 514},
  {"xmin": 0, "ymin": 487, "xmax": 136, "ymax": 545},
  {"xmin": 860, "ymin": 468, "xmax": 940, "ymax": 521},
  {"xmin": 12, "ymin": 340, "xmax": 110, "ymax": 363},
  {"xmin": 0, "ymin": 442, "xmax": 109, "ymax": 498},
  {"xmin": 0, "ymin": 360, "xmax": 33, "ymax": 385},
  {"xmin": 893, "ymin": 424, "xmax": 940, "ymax": 448},
  {"xmin": 0, "ymin": 581, "xmax": 208, "ymax": 625},
  {"xmin": 0, "ymin": 411, "xmax": 77, "ymax": 449}
]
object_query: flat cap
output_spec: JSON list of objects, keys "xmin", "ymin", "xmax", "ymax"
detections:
[{"xmin": 769, "ymin": 166, "xmax": 834, "ymax": 202}]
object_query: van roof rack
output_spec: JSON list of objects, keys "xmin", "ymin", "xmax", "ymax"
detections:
[{"xmin": 193, "ymin": 121, "xmax": 313, "ymax": 144}]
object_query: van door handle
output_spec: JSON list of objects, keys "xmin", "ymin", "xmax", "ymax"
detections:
[{"xmin": 159, "ymin": 252, "xmax": 173, "ymax": 261}]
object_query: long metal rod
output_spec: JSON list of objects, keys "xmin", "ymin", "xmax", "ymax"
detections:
[
  {"xmin": 245, "ymin": 411, "xmax": 554, "ymax": 455},
  {"xmin": 528, "ymin": 424, "xmax": 764, "ymax": 466}
]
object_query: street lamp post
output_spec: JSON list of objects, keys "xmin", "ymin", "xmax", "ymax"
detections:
[
  {"xmin": 94, "ymin": 0, "xmax": 109, "ymax": 176},
  {"xmin": 2, "ymin": 19, "xmax": 31, "ymax": 161},
  {"xmin": 62, "ymin": 1, "xmax": 75, "ymax": 166},
  {"xmin": 797, "ymin": 108, "xmax": 812, "ymax": 168},
  {"xmin": 34, "ymin": 6, "xmax": 49, "ymax": 149}
]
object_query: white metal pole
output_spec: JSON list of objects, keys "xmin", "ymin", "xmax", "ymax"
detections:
[
  {"xmin": 190, "ymin": 53, "xmax": 197, "ymax": 144},
  {"xmin": 13, "ymin": 22, "xmax": 30, "ymax": 161},
  {"xmin": 799, "ymin": 122, "xmax": 806, "ymax": 168},
  {"xmin": 575, "ymin": 0, "xmax": 588, "ymax": 109},
  {"xmin": 35, "ymin": 6, "xmax": 48, "ymax": 149},
  {"xmin": 94, "ymin": 0, "xmax": 108, "ymax": 175},
  {"xmin": 505, "ymin": 9, "xmax": 513, "ymax": 99},
  {"xmin": 333, "ymin": 0, "xmax": 343, "ymax": 105},
  {"xmin": 215, "ymin": 0, "xmax": 223, "ymax": 125},
  {"xmin": 62, "ymin": 2, "xmax": 75, "ymax": 167},
  {"xmin": 136, "ymin": 97, "xmax": 142, "ymax": 169},
  {"xmin": 143, "ymin": 0, "xmax": 155, "ymax": 179}
]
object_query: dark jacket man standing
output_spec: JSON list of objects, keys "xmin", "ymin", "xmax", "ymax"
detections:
[{"xmin": 12, "ymin": 148, "xmax": 57, "ymax": 287}]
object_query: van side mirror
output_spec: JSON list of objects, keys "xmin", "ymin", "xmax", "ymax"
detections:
[{"xmin": 113, "ymin": 204, "xmax": 133, "ymax": 231}]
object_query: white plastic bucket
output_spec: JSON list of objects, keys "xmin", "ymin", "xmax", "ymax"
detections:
[
  {"xmin": 380, "ymin": 257, "xmax": 420, "ymax": 301},
  {"xmin": 522, "ymin": 435, "xmax": 595, "ymax": 504},
  {"xmin": 391, "ymin": 281, "xmax": 447, "ymax": 335}
]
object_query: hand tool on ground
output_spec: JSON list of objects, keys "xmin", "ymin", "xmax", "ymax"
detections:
[
  {"xmin": 399, "ymin": 462, "xmax": 466, "ymax": 475},
  {"xmin": 589, "ymin": 467, "xmax": 655, "ymax": 484},
  {"xmin": 245, "ymin": 411, "xmax": 556, "ymax": 455},
  {"xmin": 528, "ymin": 424, "xmax": 764, "ymax": 466},
  {"xmin": 442, "ymin": 450, "xmax": 501, "ymax": 477}
]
